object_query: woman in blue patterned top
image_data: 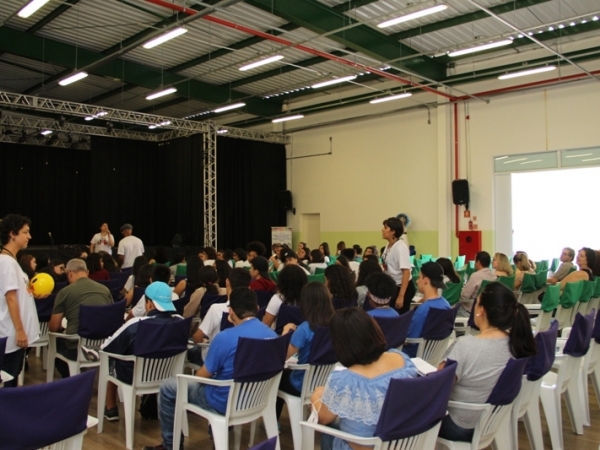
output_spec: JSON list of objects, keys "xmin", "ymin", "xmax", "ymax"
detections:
[{"xmin": 311, "ymin": 308, "xmax": 418, "ymax": 450}]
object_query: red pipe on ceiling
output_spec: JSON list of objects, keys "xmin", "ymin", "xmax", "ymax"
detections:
[{"xmin": 144, "ymin": 0, "xmax": 457, "ymax": 100}]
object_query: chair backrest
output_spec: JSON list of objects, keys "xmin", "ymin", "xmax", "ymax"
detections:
[
  {"xmin": 0, "ymin": 337, "xmax": 6, "ymax": 380},
  {"xmin": 541, "ymin": 284, "xmax": 561, "ymax": 312},
  {"xmin": 256, "ymin": 306, "xmax": 267, "ymax": 322},
  {"xmin": 97, "ymin": 278, "xmax": 126, "ymax": 291},
  {"xmin": 563, "ymin": 311, "xmax": 594, "ymax": 357},
  {"xmin": 176, "ymin": 264, "xmax": 187, "ymax": 277},
  {"xmin": 525, "ymin": 320, "xmax": 558, "ymax": 381},
  {"xmin": 131, "ymin": 286, "xmax": 145, "ymax": 306},
  {"xmin": 255, "ymin": 290, "xmax": 275, "ymax": 309},
  {"xmin": 308, "ymin": 326, "xmax": 337, "ymax": 365},
  {"xmin": 560, "ymin": 280, "xmax": 583, "ymax": 309},
  {"xmin": 580, "ymin": 280, "xmax": 595, "ymax": 303},
  {"xmin": 200, "ymin": 294, "xmax": 228, "ymax": 320},
  {"xmin": 307, "ymin": 273, "xmax": 325, "ymax": 283},
  {"xmin": 467, "ymin": 302, "xmax": 479, "ymax": 330},
  {"xmin": 332, "ymin": 296, "xmax": 356, "ymax": 310},
  {"xmin": 220, "ymin": 312, "xmax": 235, "ymax": 332},
  {"xmin": 420, "ymin": 254, "xmax": 433, "ymax": 263},
  {"xmin": 593, "ymin": 278, "xmax": 600, "ymax": 298},
  {"xmin": 486, "ymin": 357, "xmax": 528, "ymax": 405},
  {"xmin": 275, "ymin": 304, "xmax": 304, "ymax": 335},
  {"xmin": 374, "ymin": 360, "xmax": 457, "ymax": 442},
  {"xmin": 373, "ymin": 309, "xmax": 414, "ymax": 349},
  {"xmin": 476, "ymin": 278, "xmax": 492, "ymax": 296},
  {"xmin": 249, "ymin": 436, "xmax": 277, "ymax": 450},
  {"xmin": 233, "ymin": 334, "xmax": 289, "ymax": 383},
  {"xmin": 52, "ymin": 281, "xmax": 68, "ymax": 294},
  {"xmin": 593, "ymin": 309, "xmax": 600, "ymax": 344},
  {"xmin": 520, "ymin": 273, "xmax": 536, "ymax": 293},
  {"xmin": 455, "ymin": 255, "xmax": 466, "ymax": 270},
  {"xmin": 314, "ymin": 267, "xmax": 326, "ymax": 275},
  {"xmin": 535, "ymin": 270, "xmax": 548, "ymax": 289},
  {"xmin": 421, "ymin": 307, "xmax": 458, "ymax": 341},
  {"xmin": 35, "ymin": 293, "xmax": 57, "ymax": 322},
  {"xmin": 0, "ymin": 370, "xmax": 95, "ymax": 450},
  {"xmin": 550, "ymin": 258, "xmax": 560, "ymax": 273},
  {"xmin": 442, "ymin": 282, "xmax": 462, "ymax": 306},
  {"xmin": 78, "ymin": 300, "xmax": 125, "ymax": 341}
]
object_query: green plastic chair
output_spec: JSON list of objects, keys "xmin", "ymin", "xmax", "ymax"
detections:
[
  {"xmin": 535, "ymin": 260, "xmax": 549, "ymax": 272},
  {"xmin": 409, "ymin": 255, "xmax": 415, "ymax": 265},
  {"xmin": 535, "ymin": 270, "xmax": 549, "ymax": 290},
  {"xmin": 328, "ymin": 256, "xmax": 337, "ymax": 264},
  {"xmin": 420, "ymin": 254, "xmax": 433, "ymax": 263},
  {"xmin": 443, "ymin": 282, "xmax": 462, "ymax": 306},
  {"xmin": 308, "ymin": 274, "xmax": 325, "ymax": 284},
  {"xmin": 532, "ymin": 284, "xmax": 561, "ymax": 332},
  {"xmin": 580, "ymin": 280, "xmax": 594, "ymax": 303},
  {"xmin": 456, "ymin": 268, "xmax": 466, "ymax": 282},
  {"xmin": 568, "ymin": 266, "xmax": 577, "ymax": 275},
  {"xmin": 477, "ymin": 279, "xmax": 492, "ymax": 296},
  {"xmin": 454, "ymin": 255, "xmax": 466, "ymax": 270},
  {"xmin": 587, "ymin": 279, "xmax": 600, "ymax": 315},
  {"xmin": 550, "ymin": 258, "xmax": 560, "ymax": 273},
  {"xmin": 519, "ymin": 273, "xmax": 537, "ymax": 293},
  {"xmin": 465, "ymin": 261, "xmax": 476, "ymax": 279},
  {"xmin": 498, "ymin": 275, "xmax": 516, "ymax": 291},
  {"xmin": 175, "ymin": 264, "xmax": 187, "ymax": 277},
  {"xmin": 314, "ymin": 267, "xmax": 326, "ymax": 275},
  {"xmin": 414, "ymin": 259, "xmax": 423, "ymax": 270},
  {"xmin": 593, "ymin": 278, "xmax": 600, "ymax": 298},
  {"xmin": 556, "ymin": 280, "xmax": 583, "ymax": 328},
  {"xmin": 269, "ymin": 271, "xmax": 279, "ymax": 282}
]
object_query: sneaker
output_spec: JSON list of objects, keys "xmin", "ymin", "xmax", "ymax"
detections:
[
  {"xmin": 81, "ymin": 346, "xmax": 99, "ymax": 362},
  {"xmin": 104, "ymin": 407, "xmax": 119, "ymax": 422}
]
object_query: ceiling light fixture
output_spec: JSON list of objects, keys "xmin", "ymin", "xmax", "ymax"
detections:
[
  {"xmin": 143, "ymin": 27, "xmax": 188, "ymax": 49},
  {"xmin": 370, "ymin": 92, "xmax": 413, "ymax": 104},
  {"xmin": 59, "ymin": 71, "xmax": 88, "ymax": 86},
  {"xmin": 213, "ymin": 102, "xmax": 246, "ymax": 113},
  {"xmin": 448, "ymin": 39, "xmax": 513, "ymax": 57},
  {"xmin": 17, "ymin": 0, "xmax": 50, "ymax": 18},
  {"xmin": 239, "ymin": 55, "xmax": 284, "ymax": 71},
  {"xmin": 311, "ymin": 75, "xmax": 357, "ymax": 89},
  {"xmin": 272, "ymin": 114, "xmax": 304, "ymax": 123},
  {"xmin": 146, "ymin": 87, "xmax": 177, "ymax": 100},
  {"xmin": 377, "ymin": 4, "xmax": 448, "ymax": 28},
  {"xmin": 40, "ymin": 130, "xmax": 53, "ymax": 136},
  {"xmin": 498, "ymin": 66, "xmax": 556, "ymax": 80}
]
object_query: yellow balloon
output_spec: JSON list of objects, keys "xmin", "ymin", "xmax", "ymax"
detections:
[{"xmin": 30, "ymin": 273, "xmax": 55, "ymax": 297}]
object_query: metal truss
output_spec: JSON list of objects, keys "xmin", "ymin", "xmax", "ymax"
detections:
[
  {"xmin": 203, "ymin": 122, "xmax": 218, "ymax": 248},
  {"xmin": 0, "ymin": 132, "xmax": 91, "ymax": 150}
]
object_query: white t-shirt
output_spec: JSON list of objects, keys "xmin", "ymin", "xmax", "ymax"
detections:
[
  {"xmin": 0, "ymin": 255, "xmax": 40, "ymax": 353},
  {"xmin": 199, "ymin": 301, "xmax": 229, "ymax": 358},
  {"xmin": 382, "ymin": 240, "xmax": 411, "ymax": 286},
  {"xmin": 131, "ymin": 291, "xmax": 179, "ymax": 318},
  {"xmin": 265, "ymin": 293, "xmax": 284, "ymax": 317},
  {"xmin": 124, "ymin": 274, "xmax": 134, "ymax": 293},
  {"xmin": 277, "ymin": 263, "xmax": 310, "ymax": 275},
  {"xmin": 90, "ymin": 233, "xmax": 114, "ymax": 254},
  {"xmin": 309, "ymin": 262, "xmax": 328, "ymax": 275},
  {"xmin": 348, "ymin": 261, "xmax": 360, "ymax": 280},
  {"xmin": 117, "ymin": 235, "xmax": 144, "ymax": 269},
  {"xmin": 234, "ymin": 260, "xmax": 251, "ymax": 269}
]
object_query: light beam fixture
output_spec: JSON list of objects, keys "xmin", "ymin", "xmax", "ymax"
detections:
[
  {"xmin": 272, "ymin": 114, "xmax": 304, "ymax": 123},
  {"xmin": 213, "ymin": 102, "xmax": 246, "ymax": 113},
  {"xmin": 59, "ymin": 71, "xmax": 88, "ymax": 86},
  {"xmin": 18, "ymin": 0, "xmax": 50, "ymax": 18},
  {"xmin": 239, "ymin": 55, "xmax": 284, "ymax": 71},
  {"xmin": 311, "ymin": 75, "xmax": 357, "ymax": 89},
  {"xmin": 498, "ymin": 66, "xmax": 556, "ymax": 80},
  {"xmin": 448, "ymin": 39, "xmax": 513, "ymax": 57},
  {"xmin": 378, "ymin": 4, "xmax": 448, "ymax": 28},
  {"xmin": 370, "ymin": 92, "xmax": 412, "ymax": 104},
  {"xmin": 146, "ymin": 87, "xmax": 177, "ymax": 100},
  {"xmin": 143, "ymin": 27, "xmax": 188, "ymax": 49}
]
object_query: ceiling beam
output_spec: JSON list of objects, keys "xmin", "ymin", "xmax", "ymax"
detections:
[{"xmin": 26, "ymin": 0, "xmax": 81, "ymax": 34}]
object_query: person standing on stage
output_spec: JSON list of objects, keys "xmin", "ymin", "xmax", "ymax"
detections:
[
  {"xmin": 117, "ymin": 224, "xmax": 144, "ymax": 269},
  {"xmin": 90, "ymin": 223, "xmax": 115, "ymax": 255},
  {"xmin": 381, "ymin": 217, "xmax": 414, "ymax": 315},
  {"xmin": 0, "ymin": 214, "xmax": 40, "ymax": 387}
]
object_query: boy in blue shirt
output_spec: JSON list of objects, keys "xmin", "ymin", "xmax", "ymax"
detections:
[{"xmin": 365, "ymin": 272, "xmax": 400, "ymax": 318}]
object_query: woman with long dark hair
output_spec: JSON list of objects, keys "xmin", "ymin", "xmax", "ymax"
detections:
[
  {"xmin": 173, "ymin": 255, "xmax": 204, "ymax": 298},
  {"xmin": 325, "ymin": 264, "xmax": 358, "ymax": 310},
  {"xmin": 87, "ymin": 252, "xmax": 110, "ymax": 281},
  {"xmin": 263, "ymin": 264, "xmax": 307, "ymax": 327},
  {"xmin": 560, "ymin": 247, "xmax": 597, "ymax": 289},
  {"xmin": 18, "ymin": 254, "xmax": 37, "ymax": 281},
  {"xmin": 319, "ymin": 242, "xmax": 331, "ymax": 263},
  {"xmin": 437, "ymin": 282, "xmax": 536, "ymax": 442},
  {"xmin": 183, "ymin": 266, "xmax": 224, "ymax": 318},
  {"xmin": 355, "ymin": 259, "xmax": 383, "ymax": 308},
  {"xmin": 436, "ymin": 257, "xmax": 461, "ymax": 284}
]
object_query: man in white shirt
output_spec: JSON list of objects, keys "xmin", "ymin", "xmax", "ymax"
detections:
[
  {"xmin": 117, "ymin": 223, "xmax": 144, "ymax": 269},
  {"xmin": 458, "ymin": 251, "xmax": 497, "ymax": 317}
]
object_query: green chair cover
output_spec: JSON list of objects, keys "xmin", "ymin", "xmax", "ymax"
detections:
[
  {"xmin": 498, "ymin": 275, "xmax": 517, "ymax": 291},
  {"xmin": 560, "ymin": 281, "xmax": 583, "ymax": 309},
  {"xmin": 269, "ymin": 271, "xmax": 279, "ymax": 282},
  {"xmin": 308, "ymin": 274, "xmax": 325, "ymax": 284},
  {"xmin": 541, "ymin": 284, "xmax": 561, "ymax": 313},
  {"xmin": 535, "ymin": 270, "xmax": 549, "ymax": 290},
  {"xmin": 314, "ymin": 267, "xmax": 326, "ymax": 275},
  {"xmin": 580, "ymin": 280, "xmax": 594, "ymax": 303},
  {"xmin": 550, "ymin": 258, "xmax": 560, "ymax": 273},
  {"xmin": 176, "ymin": 264, "xmax": 187, "ymax": 276},
  {"xmin": 420, "ymin": 254, "xmax": 433, "ymax": 263},
  {"xmin": 454, "ymin": 255, "xmax": 466, "ymax": 270},
  {"xmin": 519, "ymin": 273, "xmax": 537, "ymax": 293},
  {"xmin": 477, "ymin": 279, "xmax": 492, "ymax": 296},
  {"xmin": 443, "ymin": 282, "xmax": 462, "ymax": 306},
  {"xmin": 594, "ymin": 278, "xmax": 600, "ymax": 298}
]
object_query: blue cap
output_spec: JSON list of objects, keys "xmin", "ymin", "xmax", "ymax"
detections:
[{"xmin": 145, "ymin": 282, "xmax": 175, "ymax": 312}]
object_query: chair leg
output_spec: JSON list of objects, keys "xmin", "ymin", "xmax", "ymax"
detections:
[
  {"xmin": 580, "ymin": 371, "xmax": 591, "ymax": 427},
  {"xmin": 302, "ymin": 423, "xmax": 316, "ymax": 450},
  {"xmin": 97, "ymin": 377, "xmax": 107, "ymax": 434},
  {"xmin": 540, "ymin": 388, "xmax": 564, "ymax": 450},
  {"xmin": 591, "ymin": 368, "xmax": 600, "ymax": 410},
  {"xmin": 565, "ymin": 377, "xmax": 584, "ymax": 435},
  {"xmin": 262, "ymin": 409, "xmax": 281, "ymax": 450},
  {"xmin": 286, "ymin": 400, "xmax": 305, "ymax": 450},
  {"xmin": 523, "ymin": 400, "xmax": 544, "ymax": 450},
  {"xmin": 211, "ymin": 422, "xmax": 229, "ymax": 450},
  {"xmin": 233, "ymin": 424, "xmax": 242, "ymax": 450},
  {"xmin": 42, "ymin": 346, "xmax": 48, "ymax": 370},
  {"xmin": 46, "ymin": 342, "xmax": 56, "ymax": 383},
  {"xmin": 121, "ymin": 387, "xmax": 136, "ymax": 450},
  {"xmin": 248, "ymin": 420, "xmax": 256, "ymax": 448}
]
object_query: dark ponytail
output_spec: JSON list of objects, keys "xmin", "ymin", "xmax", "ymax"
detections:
[{"xmin": 480, "ymin": 282, "xmax": 537, "ymax": 359}]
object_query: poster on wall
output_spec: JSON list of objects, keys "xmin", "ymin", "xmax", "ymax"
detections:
[{"xmin": 271, "ymin": 227, "xmax": 292, "ymax": 247}]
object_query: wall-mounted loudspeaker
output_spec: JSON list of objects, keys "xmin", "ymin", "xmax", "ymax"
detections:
[
  {"xmin": 452, "ymin": 179, "xmax": 470, "ymax": 207},
  {"xmin": 278, "ymin": 190, "xmax": 295, "ymax": 214}
]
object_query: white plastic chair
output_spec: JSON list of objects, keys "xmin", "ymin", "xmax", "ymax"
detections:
[
  {"xmin": 540, "ymin": 311, "xmax": 594, "ymax": 450},
  {"xmin": 405, "ymin": 307, "xmax": 457, "ymax": 366},
  {"xmin": 97, "ymin": 318, "xmax": 189, "ymax": 450},
  {"xmin": 173, "ymin": 335, "xmax": 288, "ymax": 450}
]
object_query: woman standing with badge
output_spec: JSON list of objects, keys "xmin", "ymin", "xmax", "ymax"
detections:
[{"xmin": 381, "ymin": 217, "xmax": 414, "ymax": 315}]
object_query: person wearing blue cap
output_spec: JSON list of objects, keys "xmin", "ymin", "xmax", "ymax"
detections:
[{"xmin": 99, "ymin": 281, "xmax": 183, "ymax": 422}]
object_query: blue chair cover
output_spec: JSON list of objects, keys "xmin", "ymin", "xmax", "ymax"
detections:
[
  {"xmin": 375, "ymin": 360, "xmax": 457, "ymax": 441},
  {"xmin": 256, "ymin": 306, "xmax": 267, "ymax": 322},
  {"xmin": 98, "ymin": 278, "xmax": 126, "ymax": 291},
  {"xmin": 35, "ymin": 294, "xmax": 57, "ymax": 322},
  {"xmin": 255, "ymin": 290, "xmax": 275, "ymax": 309},
  {"xmin": 466, "ymin": 304, "xmax": 479, "ymax": 331},
  {"xmin": 421, "ymin": 307, "xmax": 458, "ymax": 340},
  {"xmin": 308, "ymin": 327, "xmax": 337, "ymax": 365},
  {"xmin": 52, "ymin": 281, "xmax": 68, "ymax": 294},
  {"xmin": 0, "ymin": 370, "xmax": 95, "ymax": 450},
  {"xmin": 249, "ymin": 436, "xmax": 277, "ymax": 450},
  {"xmin": 486, "ymin": 357, "xmax": 528, "ymax": 405},
  {"xmin": 172, "ymin": 295, "xmax": 190, "ymax": 316},
  {"xmin": 525, "ymin": 321, "xmax": 558, "ymax": 381},
  {"xmin": 563, "ymin": 311, "xmax": 595, "ymax": 357},
  {"xmin": 121, "ymin": 267, "xmax": 133, "ymax": 275},
  {"xmin": 175, "ymin": 275, "xmax": 186, "ymax": 285},
  {"xmin": 220, "ymin": 312, "xmax": 235, "ymax": 331},
  {"xmin": 200, "ymin": 294, "xmax": 227, "ymax": 320},
  {"xmin": 233, "ymin": 334, "xmax": 289, "ymax": 383},
  {"xmin": 373, "ymin": 309, "xmax": 414, "ymax": 350},
  {"xmin": 78, "ymin": 300, "xmax": 125, "ymax": 340},
  {"xmin": 332, "ymin": 297, "xmax": 357, "ymax": 310},
  {"xmin": 0, "ymin": 337, "xmax": 6, "ymax": 381},
  {"xmin": 133, "ymin": 318, "xmax": 191, "ymax": 358},
  {"xmin": 275, "ymin": 304, "xmax": 304, "ymax": 335}
]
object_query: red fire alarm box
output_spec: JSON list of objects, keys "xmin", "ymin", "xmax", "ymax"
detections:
[{"xmin": 458, "ymin": 230, "xmax": 482, "ymax": 261}]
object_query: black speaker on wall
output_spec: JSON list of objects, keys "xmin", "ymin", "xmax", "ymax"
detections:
[
  {"xmin": 452, "ymin": 179, "xmax": 470, "ymax": 207},
  {"xmin": 278, "ymin": 190, "xmax": 296, "ymax": 214}
]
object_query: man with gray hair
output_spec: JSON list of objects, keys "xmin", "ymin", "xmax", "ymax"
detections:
[
  {"xmin": 547, "ymin": 247, "xmax": 576, "ymax": 284},
  {"xmin": 49, "ymin": 258, "xmax": 113, "ymax": 378}
]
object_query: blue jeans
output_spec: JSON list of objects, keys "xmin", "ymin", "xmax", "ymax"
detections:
[
  {"xmin": 438, "ymin": 415, "xmax": 474, "ymax": 442},
  {"xmin": 158, "ymin": 376, "xmax": 219, "ymax": 450},
  {"xmin": 1, "ymin": 348, "xmax": 25, "ymax": 388}
]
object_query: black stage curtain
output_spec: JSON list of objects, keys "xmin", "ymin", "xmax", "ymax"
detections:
[
  {"xmin": 216, "ymin": 137, "xmax": 286, "ymax": 250},
  {"xmin": 0, "ymin": 142, "xmax": 91, "ymax": 245}
]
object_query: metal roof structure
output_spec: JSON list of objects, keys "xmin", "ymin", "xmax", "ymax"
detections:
[{"xmin": 0, "ymin": 0, "xmax": 599, "ymax": 132}]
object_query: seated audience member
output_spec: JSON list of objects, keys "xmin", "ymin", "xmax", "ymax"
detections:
[
  {"xmin": 355, "ymin": 259, "xmax": 383, "ymax": 308},
  {"xmin": 76, "ymin": 247, "xmax": 88, "ymax": 260},
  {"xmin": 271, "ymin": 243, "xmax": 283, "ymax": 259},
  {"xmin": 150, "ymin": 246, "xmax": 169, "ymax": 265},
  {"xmin": 560, "ymin": 247, "xmax": 597, "ymax": 290},
  {"xmin": 173, "ymin": 255, "xmax": 204, "ymax": 298},
  {"xmin": 263, "ymin": 265, "xmax": 307, "ymax": 328},
  {"xmin": 188, "ymin": 269, "xmax": 252, "ymax": 365},
  {"xmin": 513, "ymin": 251, "xmax": 536, "ymax": 290},
  {"xmin": 86, "ymin": 253, "xmax": 110, "ymax": 281},
  {"xmin": 341, "ymin": 248, "xmax": 360, "ymax": 279},
  {"xmin": 144, "ymin": 287, "xmax": 277, "ymax": 450},
  {"xmin": 364, "ymin": 272, "xmax": 399, "ymax": 318},
  {"xmin": 325, "ymin": 264, "xmax": 358, "ymax": 310},
  {"xmin": 101, "ymin": 281, "xmax": 183, "ymax": 421},
  {"xmin": 319, "ymin": 242, "xmax": 331, "ymax": 263},
  {"xmin": 404, "ymin": 262, "xmax": 451, "ymax": 358},
  {"xmin": 169, "ymin": 252, "xmax": 186, "ymax": 280},
  {"xmin": 276, "ymin": 282, "xmax": 335, "ymax": 419},
  {"xmin": 199, "ymin": 247, "xmax": 217, "ymax": 267},
  {"xmin": 335, "ymin": 255, "xmax": 351, "ymax": 271},
  {"xmin": 247, "ymin": 241, "xmax": 267, "ymax": 262},
  {"xmin": 437, "ymin": 282, "xmax": 536, "ymax": 442},
  {"xmin": 363, "ymin": 245, "xmax": 378, "ymax": 258},
  {"xmin": 48, "ymin": 259, "xmax": 113, "ymax": 378},
  {"xmin": 297, "ymin": 246, "xmax": 311, "ymax": 265},
  {"xmin": 249, "ymin": 256, "xmax": 276, "ymax": 292},
  {"xmin": 311, "ymin": 308, "xmax": 417, "ymax": 450},
  {"xmin": 232, "ymin": 248, "xmax": 250, "ymax": 268},
  {"xmin": 352, "ymin": 244, "xmax": 363, "ymax": 261},
  {"xmin": 458, "ymin": 251, "xmax": 497, "ymax": 317},
  {"xmin": 222, "ymin": 249, "xmax": 234, "ymax": 267},
  {"xmin": 492, "ymin": 252, "xmax": 513, "ymax": 277},
  {"xmin": 436, "ymin": 257, "xmax": 462, "ymax": 284},
  {"xmin": 308, "ymin": 249, "xmax": 328, "ymax": 275},
  {"xmin": 124, "ymin": 263, "xmax": 153, "ymax": 307},
  {"xmin": 183, "ymin": 266, "xmax": 224, "ymax": 319},
  {"xmin": 40, "ymin": 258, "xmax": 67, "ymax": 283},
  {"xmin": 18, "ymin": 253, "xmax": 36, "ymax": 280},
  {"xmin": 129, "ymin": 264, "xmax": 179, "ymax": 319},
  {"xmin": 123, "ymin": 255, "xmax": 148, "ymax": 294},
  {"xmin": 100, "ymin": 251, "xmax": 120, "ymax": 273},
  {"xmin": 547, "ymin": 247, "xmax": 576, "ymax": 284},
  {"xmin": 336, "ymin": 241, "xmax": 346, "ymax": 256},
  {"xmin": 214, "ymin": 260, "xmax": 231, "ymax": 290},
  {"xmin": 272, "ymin": 248, "xmax": 310, "ymax": 275}
]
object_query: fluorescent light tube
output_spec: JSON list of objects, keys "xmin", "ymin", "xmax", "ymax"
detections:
[
  {"xmin": 311, "ymin": 75, "xmax": 357, "ymax": 89},
  {"xmin": 498, "ymin": 66, "xmax": 556, "ymax": 80},
  {"xmin": 272, "ymin": 114, "xmax": 304, "ymax": 123},
  {"xmin": 378, "ymin": 4, "xmax": 448, "ymax": 28},
  {"xmin": 143, "ymin": 28, "xmax": 188, "ymax": 49},
  {"xmin": 239, "ymin": 55, "xmax": 284, "ymax": 71},
  {"xmin": 41, "ymin": 130, "xmax": 53, "ymax": 136},
  {"xmin": 217, "ymin": 129, "xmax": 229, "ymax": 134},
  {"xmin": 146, "ymin": 87, "xmax": 177, "ymax": 100},
  {"xmin": 18, "ymin": 0, "xmax": 50, "ymax": 18},
  {"xmin": 85, "ymin": 116, "xmax": 94, "ymax": 121},
  {"xmin": 213, "ymin": 102, "xmax": 246, "ymax": 113},
  {"xmin": 370, "ymin": 92, "xmax": 412, "ymax": 104},
  {"xmin": 59, "ymin": 72, "xmax": 88, "ymax": 86},
  {"xmin": 448, "ymin": 40, "xmax": 513, "ymax": 57}
]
